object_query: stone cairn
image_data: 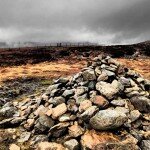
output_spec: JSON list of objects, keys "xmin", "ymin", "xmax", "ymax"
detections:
[{"xmin": 0, "ymin": 55, "xmax": 150, "ymax": 150}]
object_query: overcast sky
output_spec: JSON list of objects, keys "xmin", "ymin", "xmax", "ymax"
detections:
[{"xmin": 0, "ymin": 0, "xmax": 149, "ymax": 44}]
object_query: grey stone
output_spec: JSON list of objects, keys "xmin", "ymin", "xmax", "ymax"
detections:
[
  {"xmin": 101, "ymin": 64, "xmax": 116, "ymax": 72},
  {"xmin": 58, "ymin": 113, "xmax": 75, "ymax": 122},
  {"xmin": 46, "ymin": 84, "xmax": 60, "ymax": 94},
  {"xmin": 96, "ymin": 81, "xmax": 120, "ymax": 99},
  {"xmin": 126, "ymin": 91, "xmax": 141, "ymax": 98},
  {"xmin": 75, "ymin": 86, "xmax": 88, "ymax": 96},
  {"xmin": 34, "ymin": 115, "xmax": 54, "ymax": 132},
  {"xmin": 90, "ymin": 109, "xmax": 127, "ymax": 130},
  {"xmin": 0, "ymin": 118, "xmax": 13, "ymax": 128},
  {"xmin": 119, "ymin": 77, "xmax": 131, "ymax": 87},
  {"xmin": 30, "ymin": 135, "xmax": 48, "ymax": 146},
  {"xmin": 54, "ymin": 78, "xmax": 69, "ymax": 84},
  {"xmin": 88, "ymin": 81, "xmax": 96, "ymax": 90},
  {"xmin": 82, "ymin": 69, "xmax": 96, "ymax": 81},
  {"xmin": 97, "ymin": 71, "xmax": 108, "ymax": 81},
  {"xmin": 111, "ymin": 99, "xmax": 126, "ymax": 106},
  {"xmin": 107, "ymin": 58, "xmax": 120, "ymax": 66},
  {"xmin": 75, "ymin": 93, "xmax": 88, "ymax": 105},
  {"xmin": 50, "ymin": 88, "xmax": 61, "ymax": 97},
  {"xmin": 103, "ymin": 69, "xmax": 115, "ymax": 76},
  {"xmin": 64, "ymin": 139, "xmax": 79, "ymax": 150},
  {"xmin": 49, "ymin": 96, "xmax": 65, "ymax": 106},
  {"xmin": 0, "ymin": 106, "xmax": 16, "ymax": 117},
  {"xmin": 140, "ymin": 140, "xmax": 150, "ymax": 150},
  {"xmin": 11, "ymin": 117, "xmax": 26, "ymax": 124},
  {"xmin": 63, "ymin": 89, "xmax": 75, "ymax": 98},
  {"xmin": 79, "ymin": 106, "xmax": 98, "ymax": 121},
  {"xmin": 72, "ymin": 73, "xmax": 83, "ymax": 83},
  {"xmin": 130, "ymin": 110, "xmax": 141, "ymax": 122},
  {"xmin": 18, "ymin": 132, "xmax": 31, "ymax": 143},
  {"xmin": 130, "ymin": 96, "xmax": 150, "ymax": 112}
]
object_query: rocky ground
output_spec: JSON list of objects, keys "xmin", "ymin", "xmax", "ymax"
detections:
[{"xmin": 0, "ymin": 55, "xmax": 149, "ymax": 150}]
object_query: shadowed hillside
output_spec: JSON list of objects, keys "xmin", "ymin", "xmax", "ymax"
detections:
[{"xmin": 0, "ymin": 41, "xmax": 149, "ymax": 66}]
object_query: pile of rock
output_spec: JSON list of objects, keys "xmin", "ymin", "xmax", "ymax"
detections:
[{"xmin": 0, "ymin": 55, "xmax": 150, "ymax": 149}]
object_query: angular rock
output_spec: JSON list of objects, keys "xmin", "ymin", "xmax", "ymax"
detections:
[
  {"xmin": 107, "ymin": 57, "xmax": 120, "ymax": 66},
  {"xmin": 34, "ymin": 115, "xmax": 54, "ymax": 133},
  {"xmin": 92, "ymin": 95, "xmax": 109, "ymax": 108},
  {"xmin": 119, "ymin": 77, "xmax": 131, "ymax": 87},
  {"xmin": 90, "ymin": 109, "xmax": 127, "ymax": 130},
  {"xmin": 24, "ymin": 118, "xmax": 35, "ymax": 130},
  {"xmin": 58, "ymin": 113, "xmax": 74, "ymax": 122},
  {"xmin": 97, "ymin": 71, "xmax": 108, "ymax": 81},
  {"xmin": 49, "ymin": 96, "xmax": 65, "ymax": 106},
  {"xmin": 82, "ymin": 69, "xmax": 96, "ymax": 81},
  {"xmin": 75, "ymin": 86, "xmax": 88, "ymax": 96},
  {"xmin": 79, "ymin": 106, "xmax": 98, "ymax": 121},
  {"xmin": 140, "ymin": 140, "xmax": 150, "ymax": 150},
  {"xmin": 54, "ymin": 77, "xmax": 69, "ymax": 84},
  {"xmin": 18, "ymin": 132, "xmax": 31, "ymax": 143},
  {"xmin": 79, "ymin": 100, "xmax": 92, "ymax": 112},
  {"xmin": 67, "ymin": 99, "xmax": 78, "ymax": 112},
  {"xmin": 62, "ymin": 89, "xmax": 75, "ymax": 98},
  {"xmin": 52, "ymin": 103, "xmax": 67, "ymax": 119},
  {"xmin": 75, "ymin": 93, "xmax": 88, "ymax": 105},
  {"xmin": 96, "ymin": 81, "xmax": 120, "ymax": 99},
  {"xmin": 45, "ymin": 108, "xmax": 53, "ymax": 117},
  {"xmin": 111, "ymin": 99, "xmax": 126, "ymax": 107},
  {"xmin": 64, "ymin": 139, "xmax": 79, "ymax": 150},
  {"xmin": 46, "ymin": 83, "xmax": 61, "ymax": 94},
  {"xmin": 95, "ymin": 66, "xmax": 102, "ymax": 76},
  {"xmin": 34, "ymin": 105, "xmax": 48, "ymax": 116},
  {"xmin": 11, "ymin": 117, "xmax": 26, "ymax": 125},
  {"xmin": 68, "ymin": 122, "xmax": 84, "ymax": 137},
  {"xmin": 103, "ymin": 69, "xmax": 115, "ymax": 77},
  {"xmin": 130, "ymin": 110, "xmax": 141, "ymax": 122},
  {"xmin": 0, "ymin": 106, "xmax": 16, "ymax": 117},
  {"xmin": 30, "ymin": 135, "xmax": 48, "ymax": 146}
]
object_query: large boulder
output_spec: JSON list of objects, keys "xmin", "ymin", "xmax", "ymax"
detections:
[{"xmin": 90, "ymin": 109, "xmax": 127, "ymax": 130}]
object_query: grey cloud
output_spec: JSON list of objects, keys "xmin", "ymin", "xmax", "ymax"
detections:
[{"xmin": 0, "ymin": 0, "xmax": 149, "ymax": 44}]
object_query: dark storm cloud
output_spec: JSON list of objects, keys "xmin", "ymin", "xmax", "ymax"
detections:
[{"xmin": 0, "ymin": 0, "xmax": 149, "ymax": 44}]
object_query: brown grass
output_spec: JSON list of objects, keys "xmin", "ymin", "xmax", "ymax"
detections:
[
  {"xmin": 0, "ymin": 58, "xmax": 149, "ymax": 83},
  {"xmin": 117, "ymin": 58, "xmax": 150, "ymax": 80},
  {"xmin": 0, "ymin": 59, "xmax": 87, "ymax": 82}
]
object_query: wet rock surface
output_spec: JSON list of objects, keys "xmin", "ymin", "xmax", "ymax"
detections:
[{"xmin": 0, "ymin": 55, "xmax": 149, "ymax": 149}]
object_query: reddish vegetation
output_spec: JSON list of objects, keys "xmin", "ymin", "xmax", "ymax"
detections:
[
  {"xmin": 0, "ymin": 44, "xmax": 149, "ymax": 82},
  {"xmin": 118, "ymin": 58, "xmax": 150, "ymax": 80},
  {"xmin": 0, "ymin": 58, "xmax": 87, "ymax": 82},
  {"xmin": 0, "ymin": 57, "xmax": 149, "ymax": 83}
]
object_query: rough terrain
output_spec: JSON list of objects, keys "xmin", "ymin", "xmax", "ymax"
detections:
[
  {"xmin": 0, "ymin": 43, "xmax": 150, "ymax": 149},
  {"xmin": 0, "ymin": 55, "xmax": 149, "ymax": 150}
]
